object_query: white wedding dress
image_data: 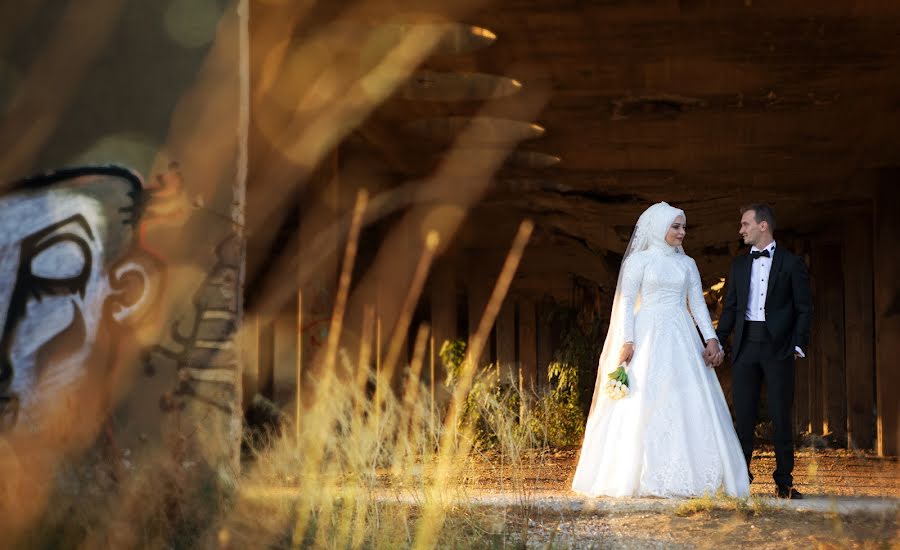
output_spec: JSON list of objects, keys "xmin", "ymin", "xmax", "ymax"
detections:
[{"xmin": 572, "ymin": 204, "xmax": 749, "ymax": 498}]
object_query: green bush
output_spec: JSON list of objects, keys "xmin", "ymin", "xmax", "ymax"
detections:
[
  {"xmin": 527, "ymin": 361, "xmax": 585, "ymax": 447},
  {"xmin": 439, "ymin": 339, "xmax": 468, "ymax": 386},
  {"xmin": 440, "ymin": 339, "xmax": 585, "ymax": 449}
]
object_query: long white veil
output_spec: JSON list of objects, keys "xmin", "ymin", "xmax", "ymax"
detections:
[{"xmin": 586, "ymin": 201, "xmax": 685, "ymax": 419}]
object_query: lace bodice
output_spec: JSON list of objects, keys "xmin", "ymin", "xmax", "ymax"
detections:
[{"xmin": 618, "ymin": 249, "xmax": 717, "ymax": 344}]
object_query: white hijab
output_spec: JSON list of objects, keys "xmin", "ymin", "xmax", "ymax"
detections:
[{"xmin": 586, "ymin": 201, "xmax": 685, "ymax": 418}]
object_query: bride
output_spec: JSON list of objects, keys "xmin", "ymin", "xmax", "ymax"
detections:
[{"xmin": 571, "ymin": 202, "xmax": 750, "ymax": 498}]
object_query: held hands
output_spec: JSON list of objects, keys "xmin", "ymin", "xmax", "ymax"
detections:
[
  {"xmin": 621, "ymin": 340, "xmax": 723, "ymax": 367},
  {"xmin": 703, "ymin": 339, "xmax": 724, "ymax": 368},
  {"xmin": 618, "ymin": 342, "xmax": 635, "ymax": 365}
]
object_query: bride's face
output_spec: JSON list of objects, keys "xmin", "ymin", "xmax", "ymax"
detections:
[{"xmin": 665, "ymin": 215, "xmax": 686, "ymax": 247}]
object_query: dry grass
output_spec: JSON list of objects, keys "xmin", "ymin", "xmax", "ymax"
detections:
[
  {"xmin": 674, "ymin": 491, "xmax": 774, "ymax": 518},
  {"xmin": 13, "ymin": 354, "xmax": 544, "ymax": 548},
  {"xmin": 215, "ymin": 354, "xmax": 554, "ymax": 548},
  {"xmin": 201, "ymin": 220, "xmax": 539, "ymax": 548},
  {"xmin": 9, "ymin": 358, "xmax": 899, "ymax": 549},
  {"xmin": 3, "ymin": 208, "xmax": 534, "ymax": 549}
]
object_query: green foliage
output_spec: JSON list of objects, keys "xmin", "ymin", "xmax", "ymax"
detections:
[
  {"xmin": 548, "ymin": 360, "xmax": 580, "ymax": 402},
  {"xmin": 554, "ymin": 322, "xmax": 598, "ymax": 377},
  {"xmin": 440, "ymin": 339, "xmax": 467, "ymax": 386},
  {"xmin": 440, "ymin": 338, "xmax": 585, "ymax": 449},
  {"xmin": 556, "ymin": 316, "xmax": 603, "ymax": 376},
  {"xmin": 467, "ymin": 371, "xmax": 528, "ymax": 450},
  {"xmin": 528, "ymin": 304, "xmax": 603, "ymax": 448},
  {"xmin": 527, "ymin": 362, "xmax": 585, "ymax": 447}
]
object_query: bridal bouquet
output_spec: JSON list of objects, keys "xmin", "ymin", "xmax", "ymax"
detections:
[{"xmin": 604, "ymin": 363, "xmax": 630, "ymax": 400}]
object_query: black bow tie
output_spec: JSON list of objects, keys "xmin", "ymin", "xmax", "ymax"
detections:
[{"xmin": 750, "ymin": 249, "xmax": 771, "ymax": 260}]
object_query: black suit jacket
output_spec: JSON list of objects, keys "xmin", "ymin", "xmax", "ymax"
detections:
[{"xmin": 715, "ymin": 246, "xmax": 812, "ymax": 361}]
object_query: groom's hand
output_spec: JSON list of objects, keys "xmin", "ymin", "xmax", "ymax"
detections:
[{"xmin": 703, "ymin": 339, "xmax": 723, "ymax": 367}]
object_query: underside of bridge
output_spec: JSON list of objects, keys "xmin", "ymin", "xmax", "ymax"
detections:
[{"xmin": 244, "ymin": 1, "xmax": 900, "ymax": 455}]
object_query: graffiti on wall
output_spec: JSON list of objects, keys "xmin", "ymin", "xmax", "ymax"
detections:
[
  {"xmin": 0, "ymin": 166, "xmax": 161, "ymax": 434},
  {"xmin": 145, "ymin": 235, "xmax": 241, "ymax": 415}
]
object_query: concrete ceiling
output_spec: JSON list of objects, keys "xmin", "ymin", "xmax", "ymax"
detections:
[{"xmin": 351, "ymin": 0, "xmax": 900, "ymax": 266}]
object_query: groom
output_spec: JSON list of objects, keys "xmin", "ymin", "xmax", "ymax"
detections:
[{"xmin": 714, "ymin": 203, "xmax": 812, "ymax": 499}]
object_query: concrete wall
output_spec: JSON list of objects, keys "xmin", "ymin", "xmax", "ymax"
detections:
[{"xmin": 0, "ymin": 0, "xmax": 248, "ymax": 517}]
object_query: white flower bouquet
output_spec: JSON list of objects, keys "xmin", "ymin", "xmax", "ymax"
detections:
[{"xmin": 604, "ymin": 362, "xmax": 630, "ymax": 400}]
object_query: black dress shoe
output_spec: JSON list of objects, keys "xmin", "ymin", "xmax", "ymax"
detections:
[{"xmin": 775, "ymin": 485, "xmax": 803, "ymax": 499}]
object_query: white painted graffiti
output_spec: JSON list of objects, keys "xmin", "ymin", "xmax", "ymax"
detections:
[{"xmin": 0, "ymin": 166, "xmax": 159, "ymax": 433}]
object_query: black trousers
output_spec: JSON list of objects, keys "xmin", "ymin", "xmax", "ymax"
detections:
[{"xmin": 733, "ymin": 321, "xmax": 795, "ymax": 488}]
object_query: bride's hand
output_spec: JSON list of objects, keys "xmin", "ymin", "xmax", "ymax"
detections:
[
  {"xmin": 704, "ymin": 339, "xmax": 722, "ymax": 367},
  {"xmin": 618, "ymin": 342, "xmax": 634, "ymax": 365}
]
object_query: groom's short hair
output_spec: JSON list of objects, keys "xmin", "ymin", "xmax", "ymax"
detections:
[{"xmin": 740, "ymin": 203, "xmax": 777, "ymax": 232}]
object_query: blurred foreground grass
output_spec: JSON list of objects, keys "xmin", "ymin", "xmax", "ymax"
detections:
[{"xmin": 16, "ymin": 354, "xmax": 899, "ymax": 549}]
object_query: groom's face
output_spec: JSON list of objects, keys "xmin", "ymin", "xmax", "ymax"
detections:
[{"xmin": 740, "ymin": 210, "xmax": 763, "ymax": 246}]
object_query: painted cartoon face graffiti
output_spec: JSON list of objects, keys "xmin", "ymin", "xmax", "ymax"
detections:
[{"xmin": 0, "ymin": 167, "xmax": 158, "ymax": 433}]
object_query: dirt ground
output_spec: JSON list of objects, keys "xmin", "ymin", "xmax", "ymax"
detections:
[
  {"xmin": 239, "ymin": 445, "xmax": 898, "ymax": 548},
  {"xmin": 503, "ymin": 507, "xmax": 899, "ymax": 549},
  {"xmin": 438, "ymin": 447, "xmax": 900, "ymax": 548},
  {"xmin": 463, "ymin": 446, "xmax": 900, "ymax": 499}
]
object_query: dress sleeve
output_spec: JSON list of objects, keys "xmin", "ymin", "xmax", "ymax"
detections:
[
  {"xmin": 619, "ymin": 254, "xmax": 644, "ymax": 343},
  {"xmin": 687, "ymin": 258, "xmax": 718, "ymax": 343}
]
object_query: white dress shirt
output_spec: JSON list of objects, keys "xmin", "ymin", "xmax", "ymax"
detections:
[
  {"xmin": 745, "ymin": 241, "xmax": 805, "ymax": 357},
  {"xmin": 745, "ymin": 242, "xmax": 775, "ymax": 322}
]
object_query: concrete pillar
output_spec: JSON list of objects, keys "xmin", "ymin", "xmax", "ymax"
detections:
[
  {"xmin": 430, "ymin": 265, "xmax": 458, "ymax": 391},
  {"xmin": 793, "ymin": 241, "xmax": 812, "ymax": 435},
  {"xmin": 0, "ymin": 0, "xmax": 249, "ymax": 480},
  {"xmin": 843, "ymin": 214, "xmax": 876, "ymax": 449},
  {"xmin": 496, "ymin": 299, "xmax": 517, "ymax": 384},
  {"xmin": 240, "ymin": 313, "xmax": 260, "ymax": 411},
  {"xmin": 258, "ymin": 319, "xmax": 275, "ymax": 400},
  {"xmin": 518, "ymin": 298, "xmax": 538, "ymax": 404},
  {"xmin": 536, "ymin": 298, "xmax": 555, "ymax": 394},
  {"xmin": 811, "ymin": 239, "xmax": 846, "ymax": 443},
  {"xmin": 272, "ymin": 303, "xmax": 299, "ymax": 409},
  {"xmin": 467, "ymin": 273, "xmax": 492, "ymax": 368},
  {"xmin": 875, "ymin": 179, "xmax": 900, "ymax": 456},
  {"xmin": 808, "ymin": 252, "xmax": 825, "ymax": 436},
  {"xmin": 299, "ymin": 151, "xmax": 341, "ymax": 402}
]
